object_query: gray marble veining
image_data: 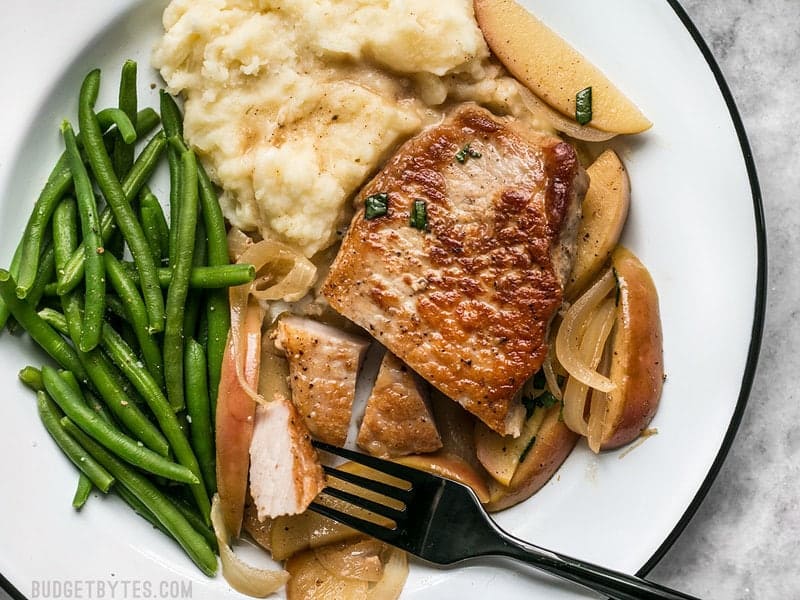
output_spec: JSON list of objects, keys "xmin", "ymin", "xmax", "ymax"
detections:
[{"xmin": 649, "ymin": 1, "xmax": 800, "ymax": 598}]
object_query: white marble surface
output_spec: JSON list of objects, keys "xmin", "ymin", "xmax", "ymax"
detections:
[
  {"xmin": 648, "ymin": 1, "xmax": 800, "ymax": 598},
  {"xmin": 0, "ymin": 1, "xmax": 795, "ymax": 599}
]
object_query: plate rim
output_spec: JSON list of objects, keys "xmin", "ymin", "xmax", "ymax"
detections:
[
  {"xmin": 0, "ymin": 0, "xmax": 766, "ymax": 597},
  {"xmin": 636, "ymin": 0, "xmax": 767, "ymax": 577}
]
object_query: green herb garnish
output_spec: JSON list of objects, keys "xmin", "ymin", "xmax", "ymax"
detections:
[
  {"xmin": 409, "ymin": 199, "xmax": 427, "ymax": 231},
  {"xmin": 522, "ymin": 391, "xmax": 560, "ymax": 419},
  {"xmin": 519, "ymin": 436, "xmax": 537, "ymax": 463},
  {"xmin": 576, "ymin": 86, "xmax": 593, "ymax": 125},
  {"xmin": 364, "ymin": 193, "xmax": 389, "ymax": 220},
  {"xmin": 455, "ymin": 143, "xmax": 482, "ymax": 164}
]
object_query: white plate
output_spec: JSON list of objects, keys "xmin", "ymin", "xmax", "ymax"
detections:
[{"xmin": 0, "ymin": 1, "xmax": 764, "ymax": 599}]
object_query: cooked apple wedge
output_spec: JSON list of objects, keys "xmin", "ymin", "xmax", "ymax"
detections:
[
  {"xmin": 474, "ymin": 403, "xmax": 548, "ymax": 487},
  {"xmin": 474, "ymin": 0, "xmax": 651, "ymax": 134},
  {"xmin": 565, "ymin": 149, "xmax": 631, "ymax": 299},
  {"xmin": 394, "ymin": 452, "xmax": 491, "ymax": 503},
  {"xmin": 484, "ymin": 403, "xmax": 578, "ymax": 512},
  {"xmin": 587, "ymin": 246, "xmax": 663, "ymax": 451}
]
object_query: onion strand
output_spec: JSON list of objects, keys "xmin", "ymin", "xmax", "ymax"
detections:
[{"xmin": 556, "ymin": 269, "xmax": 616, "ymax": 393}]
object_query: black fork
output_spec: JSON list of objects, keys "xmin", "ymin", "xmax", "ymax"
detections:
[{"xmin": 310, "ymin": 441, "xmax": 702, "ymax": 600}]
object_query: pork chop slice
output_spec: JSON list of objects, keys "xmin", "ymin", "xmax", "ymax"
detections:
[
  {"xmin": 249, "ymin": 394, "xmax": 325, "ymax": 519},
  {"xmin": 322, "ymin": 103, "xmax": 586, "ymax": 436},
  {"xmin": 274, "ymin": 315, "xmax": 370, "ymax": 445},
  {"xmin": 357, "ymin": 352, "xmax": 442, "ymax": 458}
]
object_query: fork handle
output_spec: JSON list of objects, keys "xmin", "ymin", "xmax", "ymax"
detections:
[{"xmin": 492, "ymin": 530, "xmax": 701, "ymax": 600}]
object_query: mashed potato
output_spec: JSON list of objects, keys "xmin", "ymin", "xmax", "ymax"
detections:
[{"xmin": 153, "ymin": 0, "xmax": 538, "ymax": 257}]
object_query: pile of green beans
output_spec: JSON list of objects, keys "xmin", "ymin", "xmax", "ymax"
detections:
[{"xmin": 1, "ymin": 61, "xmax": 253, "ymax": 577}]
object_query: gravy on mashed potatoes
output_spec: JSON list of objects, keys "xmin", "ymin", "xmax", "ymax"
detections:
[{"xmin": 153, "ymin": 0, "xmax": 546, "ymax": 258}]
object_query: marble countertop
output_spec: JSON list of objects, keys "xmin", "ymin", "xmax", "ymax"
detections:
[
  {"xmin": 649, "ymin": 1, "xmax": 799, "ymax": 598},
  {"xmin": 1, "ymin": 1, "xmax": 795, "ymax": 599}
]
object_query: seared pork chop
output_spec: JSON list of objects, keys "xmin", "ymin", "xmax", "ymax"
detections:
[
  {"xmin": 357, "ymin": 352, "xmax": 442, "ymax": 458},
  {"xmin": 274, "ymin": 315, "xmax": 370, "ymax": 445},
  {"xmin": 323, "ymin": 104, "xmax": 586, "ymax": 436},
  {"xmin": 249, "ymin": 395, "xmax": 325, "ymax": 519}
]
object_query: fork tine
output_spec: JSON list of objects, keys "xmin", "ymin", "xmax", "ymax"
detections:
[
  {"xmin": 313, "ymin": 440, "xmax": 432, "ymax": 484},
  {"xmin": 321, "ymin": 464, "xmax": 411, "ymax": 503},
  {"xmin": 308, "ymin": 501, "xmax": 402, "ymax": 546},
  {"xmin": 319, "ymin": 485, "xmax": 407, "ymax": 523}
]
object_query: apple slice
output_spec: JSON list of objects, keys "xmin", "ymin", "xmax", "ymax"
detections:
[
  {"xmin": 474, "ymin": 404, "xmax": 548, "ymax": 486},
  {"xmin": 394, "ymin": 452, "xmax": 491, "ymax": 503},
  {"xmin": 587, "ymin": 246, "xmax": 663, "ymax": 451},
  {"xmin": 474, "ymin": 0, "xmax": 651, "ymax": 134},
  {"xmin": 484, "ymin": 404, "xmax": 579, "ymax": 512},
  {"xmin": 565, "ymin": 149, "xmax": 631, "ymax": 299}
]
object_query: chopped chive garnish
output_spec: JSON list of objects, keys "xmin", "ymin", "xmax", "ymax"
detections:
[
  {"xmin": 522, "ymin": 391, "xmax": 559, "ymax": 419},
  {"xmin": 409, "ymin": 199, "xmax": 427, "ymax": 231},
  {"xmin": 519, "ymin": 436, "xmax": 537, "ymax": 463},
  {"xmin": 364, "ymin": 193, "xmax": 389, "ymax": 220},
  {"xmin": 455, "ymin": 143, "xmax": 482, "ymax": 164},
  {"xmin": 576, "ymin": 86, "xmax": 593, "ymax": 125}
]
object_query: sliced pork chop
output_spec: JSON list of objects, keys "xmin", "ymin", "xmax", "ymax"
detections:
[
  {"xmin": 357, "ymin": 352, "xmax": 442, "ymax": 458},
  {"xmin": 249, "ymin": 395, "xmax": 325, "ymax": 519},
  {"xmin": 274, "ymin": 315, "xmax": 370, "ymax": 445},
  {"xmin": 322, "ymin": 103, "xmax": 587, "ymax": 436}
]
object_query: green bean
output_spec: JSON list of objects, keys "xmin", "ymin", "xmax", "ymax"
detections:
[
  {"xmin": 0, "ymin": 270, "xmax": 87, "ymax": 380},
  {"xmin": 140, "ymin": 188, "xmax": 169, "ymax": 266},
  {"xmin": 122, "ymin": 264, "xmax": 255, "ymax": 289},
  {"xmin": 0, "ymin": 241, "xmax": 24, "ymax": 330},
  {"xmin": 205, "ymin": 290, "xmax": 229, "ymax": 415},
  {"xmin": 36, "ymin": 390, "xmax": 115, "ymax": 493},
  {"xmin": 183, "ymin": 221, "xmax": 207, "ymax": 338},
  {"xmin": 132, "ymin": 108, "xmax": 160, "ymax": 136},
  {"xmin": 96, "ymin": 108, "xmax": 136, "ymax": 147},
  {"xmin": 72, "ymin": 474, "xmax": 93, "ymax": 509},
  {"xmin": 184, "ymin": 339, "xmax": 216, "ymax": 495},
  {"xmin": 197, "ymin": 164, "xmax": 228, "ymax": 267},
  {"xmin": 53, "ymin": 198, "xmax": 79, "ymax": 279},
  {"xmin": 164, "ymin": 149, "xmax": 200, "ymax": 412},
  {"xmin": 41, "ymin": 365, "xmax": 196, "ymax": 484},
  {"xmin": 160, "ymin": 91, "xmax": 185, "ymax": 266},
  {"xmin": 114, "ymin": 484, "xmax": 172, "ymax": 538},
  {"xmin": 105, "ymin": 253, "xmax": 164, "ymax": 389},
  {"xmin": 169, "ymin": 494, "xmax": 218, "ymax": 553},
  {"xmin": 197, "ymin": 168, "xmax": 230, "ymax": 411},
  {"xmin": 26, "ymin": 242, "xmax": 56, "ymax": 311},
  {"xmin": 15, "ymin": 161, "xmax": 72, "ymax": 298},
  {"xmin": 61, "ymin": 417, "xmax": 217, "ymax": 576},
  {"xmin": 63, "ymin": 121, "xmax": 106, "ymax": 352},
  {"xmin": 78, "ymin": 70, "xmax": 163, "ymax": 333},
  {"xmin": 39, "ymin": 308, "xmax": 170, "ymax": 456},
  {"xmin": 105, "ymin": 295, "xmax": 130, "ymax": 323},
  {"xmin": 58, "ymin": 131, "xmax": 167, "ymax": 295},
  {"xmin": 53, "ymin": 198, "xmax": 86, "ymax": 347},
  {"xmin": 100, "ymin": 322, "xmax": 210, "ymax": 522},
  {"xmin": 19, "ymin": 365, "xmax": 44, "ymax": 391},
  {"xmin": 113, "ymin": 60, "xmax": 138, "ymax": 179},
  {"xmin": 14, "ymin": 109, "xmax": 156, "ymax": 300}
]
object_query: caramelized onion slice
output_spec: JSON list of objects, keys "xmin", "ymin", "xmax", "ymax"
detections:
[
  {"xmin": 210, "ymin": 495, "xmax": 289, "ymax": 598},
  {"xmin": 556, "ymin": 269, "xmax": 616, "ymax": 393},
  {"xmin": 314, "ymin": 539, "xmax": 385, "ymax": 583},
  {"xmin": 562, "ymin": 298, "xmax": 616, "ymax": 436},
  {"xmin": 367, "ymin": 548, "xmax": 408, "ymax": 600},
  {"xmin": 237, "ymin": 237, "xmax": 317, "ymax": 303}
]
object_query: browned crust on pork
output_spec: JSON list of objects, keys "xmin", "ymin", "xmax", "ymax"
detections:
[
  {"xmin": 323, "ymin": 104, "xmax": 585, "ymax": 435},
  {"xmin": 357, "ymin": 353, "xmax": 442, "ymax": 458}
]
